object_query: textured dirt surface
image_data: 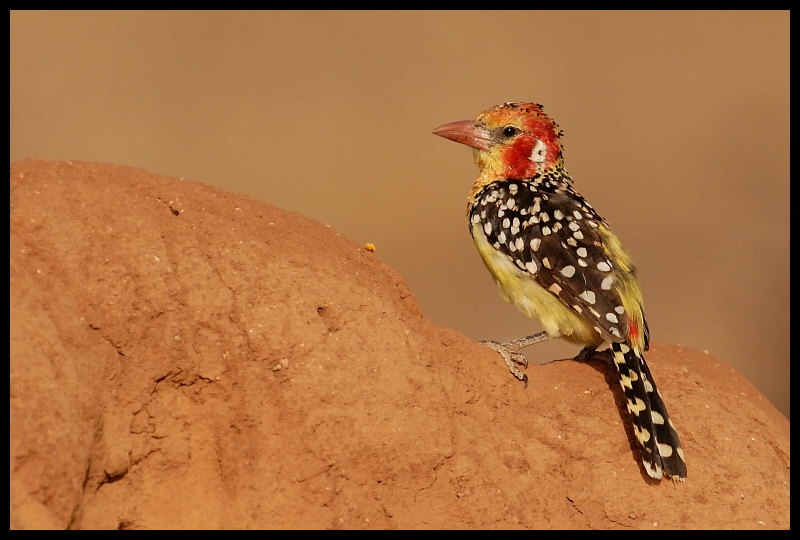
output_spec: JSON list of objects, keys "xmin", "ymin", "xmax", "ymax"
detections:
[{"xmin": 9, "ymin": 159, "xmax": 790, "ymax": 529}]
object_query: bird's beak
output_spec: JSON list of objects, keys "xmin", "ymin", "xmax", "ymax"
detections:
[{"xmin": 432, "ymin": 120, "xmax": 494, "ymax": 151}]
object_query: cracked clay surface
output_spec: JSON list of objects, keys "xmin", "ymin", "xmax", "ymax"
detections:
[{"xmin": 9, "ymin": 160, "xmax": 789, "ymax": 529}]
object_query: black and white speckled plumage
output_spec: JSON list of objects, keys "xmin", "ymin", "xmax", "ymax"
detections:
[{"xmin": 468, "ymin": 167, "xmax": 632, "ymax": 346}]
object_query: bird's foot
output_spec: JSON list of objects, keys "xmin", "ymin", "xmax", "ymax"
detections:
[
  {"xmin": 479, "ymin": 340, "xmax": 529, "ymax": 387},
  {"xmin": 573, "ymin": 345, "xmax": 614, "ymax": 365},
  {"xmin": 479, "ymin": 332, "xmax": 550, "ymax": 388}
]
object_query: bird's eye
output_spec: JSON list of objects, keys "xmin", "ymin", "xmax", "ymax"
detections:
[{"xmin": 502, "ymin": 126, "xmax": 519, "ymax": 138}]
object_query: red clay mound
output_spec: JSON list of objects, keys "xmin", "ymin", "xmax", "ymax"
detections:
[{"xmin": 10, "ymin": 159, "xmax": 789, "ymax": 529}]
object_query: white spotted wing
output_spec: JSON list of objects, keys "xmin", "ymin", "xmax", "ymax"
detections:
[{"xmin": 470, "ymin": 178, "xmax": 630, "ymax": 343}]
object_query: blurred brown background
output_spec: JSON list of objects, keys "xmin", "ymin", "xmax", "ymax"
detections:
[{"xmin": 10, "ymin": 11, "xmax": 789, "ymax": 418}]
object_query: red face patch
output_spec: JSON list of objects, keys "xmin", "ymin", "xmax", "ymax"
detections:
[{"xmin": 479, "ymin": 102, "xmax": 563, "ymax": 178}]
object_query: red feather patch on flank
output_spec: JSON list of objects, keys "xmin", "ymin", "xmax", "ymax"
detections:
[{"xmin": 629, "ymin": 320, "xmax": 639, "ymax": 341}]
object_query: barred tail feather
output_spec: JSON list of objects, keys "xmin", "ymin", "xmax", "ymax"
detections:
[{"xmin": 610, "ymin": 342, "xmax": 687, "ymax": 481}]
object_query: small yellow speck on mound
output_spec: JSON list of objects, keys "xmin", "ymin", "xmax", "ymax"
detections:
[{"xmin": 365, "ymin": 243, "xmax": 376, "ymax": 252}]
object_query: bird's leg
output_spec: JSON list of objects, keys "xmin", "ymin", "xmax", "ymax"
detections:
[{"xmin": 479, "ymin": 331, "xmax": 550, "ymax": 388}]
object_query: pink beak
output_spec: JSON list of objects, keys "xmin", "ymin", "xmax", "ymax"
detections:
[{"xmin": 432, "ymin": 120, "xmax": 494, "ymax": 151}]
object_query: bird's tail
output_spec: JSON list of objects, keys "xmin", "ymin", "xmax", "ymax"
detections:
[{"xmin": 610, "ymin": 342, "xmax": 687, "ymax": 480}]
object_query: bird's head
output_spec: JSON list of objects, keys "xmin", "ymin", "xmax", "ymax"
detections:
[{"xmin": 433, "ymin": 102, "xmax": 563, "ymax": 179}]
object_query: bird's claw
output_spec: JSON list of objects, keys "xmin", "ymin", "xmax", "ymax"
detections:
[
  {"xmin": 510, "ymin": 351, "xmax": 529, "ymax": 369},
  {"xmin": 479, "ymin": 340, "xmax": 530, "ymax": 387}
]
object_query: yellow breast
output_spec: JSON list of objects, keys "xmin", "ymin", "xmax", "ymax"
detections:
[{"xmin": 471, "ymin": 222, "xmax": 603, "ymax": 347}]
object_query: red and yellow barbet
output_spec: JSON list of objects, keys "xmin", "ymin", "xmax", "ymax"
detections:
[{"xmin": 433, "ymin": 102, "xmax": 686, "ymax": 481}]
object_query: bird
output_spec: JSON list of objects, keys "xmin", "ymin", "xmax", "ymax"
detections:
[{"xmin": 433, "ymin": 102, "xmax": 686, "ymax": 481}]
